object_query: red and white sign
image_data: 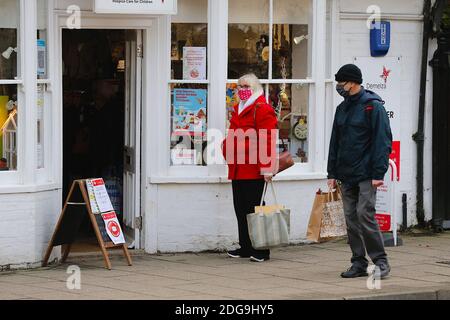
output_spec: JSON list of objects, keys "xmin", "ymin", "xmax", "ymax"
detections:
[
  {"xmin": 390, "ymin": 141, "xmax": 400, "ymax": 181},
  {"xmin": 102, "ymin": 212, "xmax": 125, "ymax": 245},
  {"xmin": 183, "ymin": 47, "xmax": 207, "ymax": 81},
  {"xmin": 375, "ymin": 160, "xmax": 398, "ymax": 234},
  {"xmin": 86, "ymin": 178, "xmax": 114, "ymax": 214},
  {"xmin": 375, "ymin": 213, "xmax": 392, "ymax": 232}
]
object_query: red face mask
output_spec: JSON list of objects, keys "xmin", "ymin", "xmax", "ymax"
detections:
[{"xmin": 238, "ymin": 88, "xmax": 253, "ymax": 101}]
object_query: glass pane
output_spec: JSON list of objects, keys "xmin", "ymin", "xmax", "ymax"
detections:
[
  {"xmin": 0, "ymin": 84, "xmax": 18, "ymax": 171},
  {"xmin": 37, "ymin": 84, "xmax": 45, "ymax": 169},
  {"xmin": 269, "ymin": 83, "xmax": 309, "ymax": 163},
  {"xmin": 171, "ymin": 0, "xmax": 208, "ymax": 80},
  {"xmin": 0, "ymin": 0, "xmax": 20, "ymax": 80},
  {"xmin": 228, "ymin": 0, "xmax": 269, "ymax": 79},
  {"xmin": 170, "ymin": 84, "xmax": 208, "ymax": 166},
  {"xmin": 226, "ymin": 83, "xmax": 238, "ymax": 129},
  {"xmin": 273, "ymin": 0, "xmax": 311, "ymax": 79},
  {"xmin": 37, "ymin": 0, "xmax": 48, "ymax": 79}
]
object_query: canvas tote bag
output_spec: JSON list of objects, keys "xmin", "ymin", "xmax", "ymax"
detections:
[
  {"xmin": 319, "ymin": 188, "xmax": 347, "ymax": 240},
  {"xmin": 247, "ymin": 181, "xmax": 291, "ymax": 250}
]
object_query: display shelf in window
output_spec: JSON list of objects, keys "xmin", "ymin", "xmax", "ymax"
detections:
[{"xmin": 1, "ymin": 107, "xmax": 17, "ymax": 171}]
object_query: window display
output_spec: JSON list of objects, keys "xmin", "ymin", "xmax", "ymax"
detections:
[
  {"xmin": 0, "ymin": 0, "xmax": 20, "ymax": 80},
  {"xmin": 0, "ymin": 85, "xmax": 18, "ymax": 171},
  {"xmin": 171, "ymin": 23, "xmax": 207, "ymax": 80},
  {"xmin": 37, "ymin": 0, "xmax": 48, "ymax": 80},
  {"xmin": 0, "ymin": 1, "xmax": 20, "ymax": 172},
  {"xmin": 269, "ymin": 83, "xmax": 309, "ymax": 163},
  {"xmin": 226, "ymin": 0, "xmax": 312, "ymax": 164},
  {"xmin": 170, "ymin": 0, "xmax": 208, "ymax": 167},
  {"xmin": 170, "ymin": 84, "xmax": 208, "ymax": 166}
]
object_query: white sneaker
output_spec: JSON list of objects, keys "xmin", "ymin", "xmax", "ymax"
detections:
[{"xmin": 250, "ymin": 255, "xmax": 270, "ymax": 262}]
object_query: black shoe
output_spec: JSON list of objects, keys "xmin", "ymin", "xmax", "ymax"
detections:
[
  {"xmin": 227, "ymin": 249, "xmax": 250, "ymax": 259},
  {"xmin": 250, "ymin": 255, "xmax": 270, "ymax": 262},
  {"xmin": 375, "ymin": 263, "xmax": 391, "ymax": 279},
  {"xmin": 341, "ymin": 265, "xmax": 368, "ymax": 278}
]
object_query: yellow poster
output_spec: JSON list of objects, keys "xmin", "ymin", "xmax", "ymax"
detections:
[{"xmin": 0, "ymin": 96, "xmax": 9, "ymax": 157}]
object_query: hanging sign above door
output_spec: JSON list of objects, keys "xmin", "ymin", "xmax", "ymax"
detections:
[{"xmin": 94, "ymin": 0, "xmax": 177, "ymax": 15}]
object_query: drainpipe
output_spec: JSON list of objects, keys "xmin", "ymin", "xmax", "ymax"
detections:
[{"xmin": 413, "ymin": 0, "xmax": 432, "ymax": 228}]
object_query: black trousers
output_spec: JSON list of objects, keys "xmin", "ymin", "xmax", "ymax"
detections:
[{"xmin": 232, "ymin": 179, "xmax": 270, "ymax": 257}]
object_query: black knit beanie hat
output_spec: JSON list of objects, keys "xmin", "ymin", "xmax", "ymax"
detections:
[{"xmin": 335, "ymin": 64, "xmax": 363, "ymax": 84}]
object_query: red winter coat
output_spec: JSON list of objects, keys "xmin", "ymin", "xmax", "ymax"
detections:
[{"xmin": 222, "ymin": 95, "xmax": 278, "ymax": 180}]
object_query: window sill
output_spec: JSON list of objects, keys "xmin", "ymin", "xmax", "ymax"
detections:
[
  {"xmin": 148, "ymin": 172, "xmax": 327, "ymax": 184},
  {"xmin": 0, "ymin": 183, "xmax": 60, "ymax": 195}
]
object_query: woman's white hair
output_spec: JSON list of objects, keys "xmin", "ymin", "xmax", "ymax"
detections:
[{"xmin": 238, "ymin": 73, "xmax": 263, "ymax": 93}]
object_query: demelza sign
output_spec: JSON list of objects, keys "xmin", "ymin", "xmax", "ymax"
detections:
[{"xmin": 94, "ymin": 0, "xmax": 177, "ymax": 15}]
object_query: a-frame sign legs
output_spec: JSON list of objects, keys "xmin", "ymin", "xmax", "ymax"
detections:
[
  {"xmin": 43, "ymin": 180, "xmax": 78, "ymax": 267},
  {"xmin": 43, "ymin": 180, "xmax": 133, "ymax": 270}
]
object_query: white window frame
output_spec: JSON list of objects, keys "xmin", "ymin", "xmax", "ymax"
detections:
[
  {"xmin": 0, "ymin": 0, "xmax": 29, "ymax": 185},
  {"xmin": 0, "ymin": 0, "xmax": 57, "ymax": 190},
  {"xmin": 167, "ymin": 0, "xmax": 210, "ymax": 177},
  {"xmin": 156, "ymin": 0, "xmax": 336, "ymax": 183},
  {"xmin": 36, "ymin": 0, "xmax": 55, "ymax": 184}
]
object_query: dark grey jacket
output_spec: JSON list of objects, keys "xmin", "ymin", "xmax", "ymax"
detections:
[{"xmin": 327, "ymin": 88, "xmax": 393, "ymax": 186}]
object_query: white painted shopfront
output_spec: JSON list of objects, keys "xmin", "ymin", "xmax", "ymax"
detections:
[{"xmin": 0, "ymin": 0, "xmax": 432, "ymax": 268}]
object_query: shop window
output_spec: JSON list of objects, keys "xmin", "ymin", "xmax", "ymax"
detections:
[
  {"xmin": 226, "ymin": 0, "xmax": 313, "ymax": 164},
  {"xmin": 37, "ymin": 84, "xmax": 45, "ymax": 169},
  {"xmin": 0, "ymin": 85, "xmax": 18, "ymax": 171},
  {"xmin": 228, "ymin": 0, "xmax": 269, "ymax": 79},
  {"xmin": 0, "ymin": 0, "xmax": 20, "ymax": 172},
  {"xmin": 273, "ymin": 0, "xmax": 311, "ymax": 79},
  {"xmin": 36, "ymin": 0, "xmax": 49, "ymax": 170},
  {"xmin": 171, "ymin": 23, "xmax": 207, "ymax": 81},
  {"xmin": 170, "ymin": 0, "xmax": 208, "ymax": 167},
  {"xmin": 0, "ymin": 0, "xmax": 20, "ymax": 80},
  {"xmin": 269, "ymin": 83, "xmax": 310, "ymax": 163},
  {"xmin": 37, "ymin": 0, "xmax": 48, "ymax": 80}
]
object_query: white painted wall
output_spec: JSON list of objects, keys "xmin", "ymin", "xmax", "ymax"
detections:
[
  {"xmin": 0, "ymin": 190, "xmax": 61, "ymax": 269},
  {"xmin": 146, "ymin": 180, "xmax": 324, "ymax": 253},
  {"xmin": 337, "ymin": 0, "xmax": 432, "ymax": 228}
]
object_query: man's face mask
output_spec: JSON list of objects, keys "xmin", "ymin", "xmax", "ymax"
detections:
[{"xmin": 336, "ymin": 82, "xmax": 350, "ymax": 98}]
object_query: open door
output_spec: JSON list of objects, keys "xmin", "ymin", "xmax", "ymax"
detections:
[{"xmin": 123, "ymin": 30, "xmax": 143, "ymax": 248}]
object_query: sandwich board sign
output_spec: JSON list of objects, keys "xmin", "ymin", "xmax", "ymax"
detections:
[
  {"xmin": 43, "ymin": 179, "xmax": 132, "ymax": 270},
  {"xmin": 94, "ymin": 0, "xmax": 177, "ymax": 15}
]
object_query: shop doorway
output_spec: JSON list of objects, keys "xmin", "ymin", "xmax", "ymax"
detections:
[{"xmin": 62, "ymin": 29, "xmax": 142, "ymax": 250}]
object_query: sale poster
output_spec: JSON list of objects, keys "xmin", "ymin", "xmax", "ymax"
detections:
[
  {"xmin": 101, "ymin": 211, "xmax": 125, "ymax": 245},
  {"xmin": 172, "ymin": 89, "xmax": 207, "ymax": 136},
  {"xmin": 86, "ymin": 178, "xmax": 114, "ymax": 214},
  {"xmin": 183, "ymin": 47, "xmax": 207, "ymax": 80}
]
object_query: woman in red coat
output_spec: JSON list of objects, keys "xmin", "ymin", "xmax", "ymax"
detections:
[{"xmin": 222, "ymin": 73, "xmax": 278, "ymax": 262}]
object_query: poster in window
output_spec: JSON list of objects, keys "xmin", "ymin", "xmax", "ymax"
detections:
[
  {"xmin": 37, "ymin": 40, "xmax": 46, "ymax": 78},
  {"xmin": 183, "ymin": 47, "xmax": 207, "ymax": 80},
  {"xmin": 173, "ymin": 89, "xmax": 207, "ymax": 136}
]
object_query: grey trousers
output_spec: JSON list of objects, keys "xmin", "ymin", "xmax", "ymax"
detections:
[{"xmin": 341, "ymin": 180, "xmax": 388, "ymax": 269}]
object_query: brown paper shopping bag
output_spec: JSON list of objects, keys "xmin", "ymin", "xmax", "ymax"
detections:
[{"xmin": 306, "ymin": 188, "xmax": 342, "ymax": 242}]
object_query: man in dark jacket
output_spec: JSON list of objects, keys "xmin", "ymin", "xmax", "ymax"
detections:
[{"xmin": 328, "ymin": 64, "xmax": 393, "ymax": 279}]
